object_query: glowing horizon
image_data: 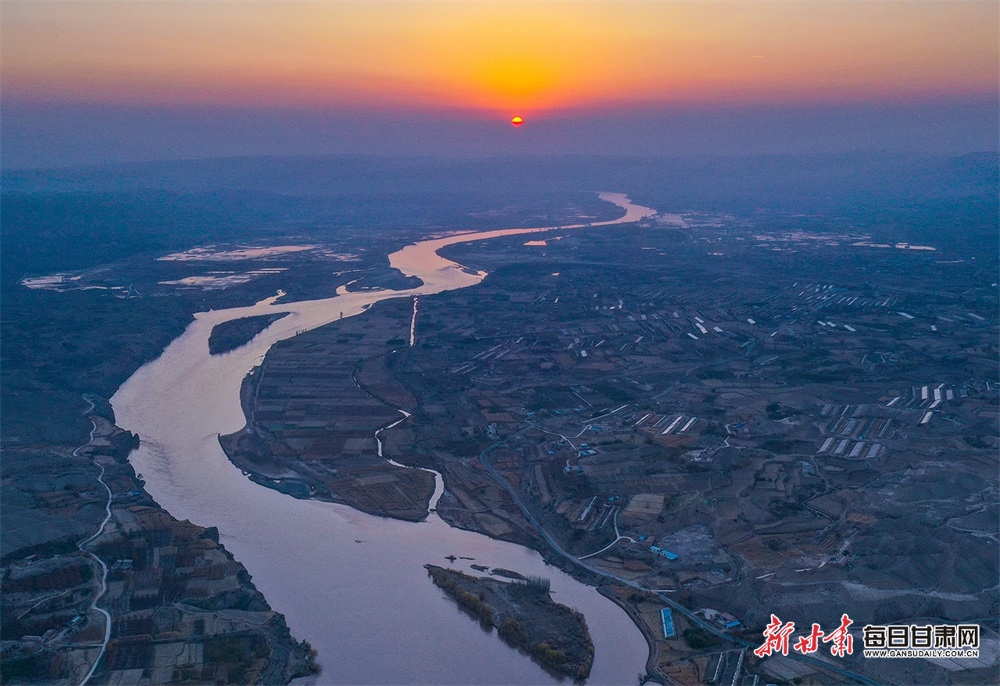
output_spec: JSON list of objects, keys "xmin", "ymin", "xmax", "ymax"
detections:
[{"xmin": 3, "ymin": 2, "xmax": 997, "ymax": 114}]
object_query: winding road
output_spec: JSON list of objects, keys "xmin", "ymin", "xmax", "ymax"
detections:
[
  {"xmin": 476, "ymin": 438, "xmax": 881, "ymax": 686},
  {"xmin": 74, "ymin": 399, "xmax": 114, "ymax": 686},
  {"xmin": 579, "ymin": 509, "xmax": 636, "ymax": 560}
]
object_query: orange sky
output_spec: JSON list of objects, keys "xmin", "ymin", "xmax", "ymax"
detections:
[{"xmin": 3, "ymin": 2, "xmax": 997, "ymax": 114}]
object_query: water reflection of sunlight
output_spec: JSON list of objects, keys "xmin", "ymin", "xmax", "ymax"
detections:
[{"xmin": 113, "ymin": 193, "xmax": 655, "ymax": 685}]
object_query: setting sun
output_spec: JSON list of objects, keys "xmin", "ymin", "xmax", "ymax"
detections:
[
  {"xmin": 511, "ymin": 116, "xmax": 524, "ymax": 127},
  {"xmin": 4, "ymin": 2, "xmax": 994, "ymax": 112}
]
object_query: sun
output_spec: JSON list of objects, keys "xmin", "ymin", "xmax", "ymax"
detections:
[{"xmin": 511, "ymin": 116, "xmax": 524, "ymax": 127}]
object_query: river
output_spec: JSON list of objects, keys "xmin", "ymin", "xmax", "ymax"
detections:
[{"xmin": 111, "ymin": 193, "xmax": 657, "ymax": 684}]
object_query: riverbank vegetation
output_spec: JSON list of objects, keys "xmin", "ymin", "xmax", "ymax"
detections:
[
  {"xmin": 426, "ymin": 565, "xmax": 594, "ymax": 680},
  {"xmin": 209, "ymin": 313, "xmax": 289, "ymax": 355}
]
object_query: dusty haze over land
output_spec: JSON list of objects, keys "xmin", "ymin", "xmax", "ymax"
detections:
[
  {"xmin": 1, "ymin": 2, "xmax": 997, "ymax": 685},
  {"xmin": 2, "ymin": 2, "xmax": 997, "ymax": 167}
]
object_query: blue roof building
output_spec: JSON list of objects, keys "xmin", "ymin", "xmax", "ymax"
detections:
[{"xmin": 661, "ymin": 608, "xmax": 676, "ymax": 638}]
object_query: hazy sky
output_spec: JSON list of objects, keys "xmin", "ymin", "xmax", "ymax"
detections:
[{"xmin": 3, "ymin": 1, "xmax": 997, "ymax": 166}]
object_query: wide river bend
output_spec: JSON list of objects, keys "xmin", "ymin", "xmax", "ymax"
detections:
[{"xmin": 112, "ymin": 194, "xmax": 656, "ymax": 684}]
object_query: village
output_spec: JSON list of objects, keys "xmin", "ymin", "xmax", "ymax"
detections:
[{"xmin": 221, "ymin": 209, "xmax": 997, "ymax": 685}]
